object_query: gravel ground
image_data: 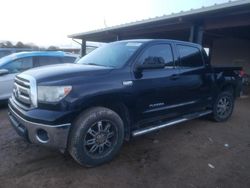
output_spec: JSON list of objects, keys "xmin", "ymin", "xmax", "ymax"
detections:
[{"xmin": 0, "ymin": 97, "xmax": 250, "ymax": 188}]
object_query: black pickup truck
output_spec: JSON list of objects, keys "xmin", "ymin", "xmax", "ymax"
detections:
[{"xmin": 8, "ymin": 39, "xmax": 242, "ymax": 167}]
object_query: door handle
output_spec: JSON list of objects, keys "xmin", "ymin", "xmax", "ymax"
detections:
[{"xmin": 170, "ymin": 74, "xmax": 180, "ymax": 80}]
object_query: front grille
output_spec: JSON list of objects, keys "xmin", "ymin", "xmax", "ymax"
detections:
[{"xmin": 13, "ymin": 74, "xmax": 37, "ymax": 110}]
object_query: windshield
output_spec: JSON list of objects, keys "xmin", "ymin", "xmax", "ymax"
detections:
[{"xmin": 77, "ymin": 41, "xmax": 143, "ymax": 68}]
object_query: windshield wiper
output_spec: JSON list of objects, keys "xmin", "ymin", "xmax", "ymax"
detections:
[
  {"xmin": 85, "ymin": 63, "xmax": 102, "ymax": 66},
  {"xmin": 84, "ymin": 63, "xmax": 114, "ymax": 68}
]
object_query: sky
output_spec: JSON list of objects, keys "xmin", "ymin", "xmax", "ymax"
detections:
[{"xmin": 0, "ymin": 0, "xmax": 233, "ymax": 47}]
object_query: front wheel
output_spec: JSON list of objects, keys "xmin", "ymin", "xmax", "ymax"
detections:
[
  {"xmin": 68, "ymin": 107, "xmax": 124, "ymax": 167},
  {"xmin": 212, "ymin": 91, "xmax": 235, "ymax": 122}
]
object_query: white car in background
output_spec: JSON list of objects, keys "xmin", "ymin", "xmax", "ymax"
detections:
[{"xmin": 0, "ymin": 51, "xmax": 77, "ymax": 102}]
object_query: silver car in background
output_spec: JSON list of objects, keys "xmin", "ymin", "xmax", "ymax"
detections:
[{"xmin": 0, "ymin": 51, "xmax": 78, "ymax": 101}]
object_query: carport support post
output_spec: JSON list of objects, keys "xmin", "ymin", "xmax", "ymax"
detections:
[
  {"xmin": 189, "ymin": 26, "xmax": 195, "ymax": 43},
  {"xmin": 189, "ymin": 24, "xmax": 204, "ymax": 45},
  {"xmin": 81, "ymin": 40, "xmax": 86, "ymax": 57},
  {"xmin": 196, "ymin": 26, "xmax": 204, "ymax": 45}
]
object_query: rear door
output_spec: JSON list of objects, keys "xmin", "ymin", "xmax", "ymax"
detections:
[
  {"xmin": 175, "ymin": 43, "xmax": 213, "ymax": 111},
  {"xmin": 34, "ymin": 56, "xmax": 77, "ymax": 67},
  {"xmin": 61, "ymin": 56, "xmax": 77, "ymax": 63},
  {"xmin": 35, "ymin": 56, "xmax": 62, "ymax": 67}
]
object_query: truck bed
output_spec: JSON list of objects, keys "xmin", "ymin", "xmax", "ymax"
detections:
[{"xmin": 213, "ymin": 66, "xmax": 242, "ymax": 73}]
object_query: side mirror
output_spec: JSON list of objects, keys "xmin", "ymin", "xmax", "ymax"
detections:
[
  {"xmin": 137, "ymin": 56, "xmax": 165, "ymax": 71},
  {"xmin": 0, "ymin": 69, "xmax": 9, "ymax": 76}
]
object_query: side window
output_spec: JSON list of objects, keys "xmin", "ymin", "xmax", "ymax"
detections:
[
  {"xmin": 61, "ymin": 56, "xmax": 77, "ymax": 63},
  {"xmin": 37, "ymin": 56, "xmax": 62, "ymax": 66},
  {"xmin": 177, "ymin": 45, "xmax": 204, "ymax": 68},
  {"xmin": 139, "ymin": 44, "xmax": 174, "ymax": 67},
  {"xmin": 2, "ymin": 57, "xmax": 33, "ymax": 73},
  {"xmin": 0, "ymin": 51, "xmax": 12, "ymax": 58},
  {"xmin": 33, "ymin": 57, "xmax": 40, "ymax": 67}
]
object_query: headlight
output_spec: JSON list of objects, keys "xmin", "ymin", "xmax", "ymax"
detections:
[{"xmin": 38, "ymin": 86, "xmax": 72, "ymax": 102}]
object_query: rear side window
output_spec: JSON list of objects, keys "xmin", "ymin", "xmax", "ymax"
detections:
[
  {"xmin": 36, "ymin": 56, "xmax": 62, "ymax": 66},
  {"xmin": 61, "ymin": 56, "xmax": 76, "ymax": 63},
  {"xmin": 0, "ymin": 51, "xmax": 12, "ymax": 58},
  {"xmin": 139, "ymin": 44, "xmax": 174, "ymax": 67},
  {"xmin": 177, "ymin": 45, "xmax": 203, "ymax": 68},
  {"xmin": 2, "ymin": 57, "xmax": 33, "ymax": 73}
]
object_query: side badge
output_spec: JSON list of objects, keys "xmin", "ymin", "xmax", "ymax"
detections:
[{"xmin": 123, "ymin": 81, "xmax": 133, "ymax": 86}]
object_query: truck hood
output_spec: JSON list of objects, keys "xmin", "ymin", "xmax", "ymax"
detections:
[{"xmin": 20, "ymin": 63, "xmax": 113, "ymax": 84}]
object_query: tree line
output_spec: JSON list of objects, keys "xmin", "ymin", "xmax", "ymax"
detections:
[{"xmin": 0, "ymin": 41, "xmax": 59, "ymax": 50}]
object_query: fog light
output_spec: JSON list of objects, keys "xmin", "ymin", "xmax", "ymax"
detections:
[{"xmin": 36, "ymin": 129, "xmax": 49, "ymax": 143}]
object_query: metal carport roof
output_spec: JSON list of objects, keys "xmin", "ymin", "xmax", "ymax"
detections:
[{"xmin": 69, "ymin": 0, "xmax": 250, "ymax": 42}]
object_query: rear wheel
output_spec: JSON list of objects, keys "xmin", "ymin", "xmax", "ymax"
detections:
[
  {"xmin": 212, "ymin": 91, "xmax": 234, "ymax": 122},
  {"xmin": 68, "ymin": 107, "xmax": 124, "ymax": 167}
]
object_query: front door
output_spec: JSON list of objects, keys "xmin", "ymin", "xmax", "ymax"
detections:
[
  {"xmin": 0, "ymin": 73, "xmax": 17, "ymax": 100},
  {"xmin": 132, "ymin": 43, "xmax": 184, "ymax": 122},
  {"xmin": 0, "ymin": 57, "xmax": 33, "ymax": 100}
]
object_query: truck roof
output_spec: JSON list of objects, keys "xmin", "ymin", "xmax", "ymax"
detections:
[{"xmin": 115, "ymin": 39, "xmax": 201, "ymax": 48}]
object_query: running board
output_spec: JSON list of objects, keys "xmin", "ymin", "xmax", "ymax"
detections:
[{"xmin": 132, "ymin": 110, "xmax": 212, "ymax": 137}]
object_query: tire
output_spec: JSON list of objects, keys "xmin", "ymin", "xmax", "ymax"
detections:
[
  {"xmin": 212, "ymin": 91, "xmax": 235, "ymax": 122},
  {"xmin": 68, "ymin": 107, "xmax": 124, "ymax": 167}
]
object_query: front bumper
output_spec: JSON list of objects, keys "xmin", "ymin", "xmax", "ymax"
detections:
[{"xmin": 8, "ymin": 104, "xmax": 71, "ymax": 150}]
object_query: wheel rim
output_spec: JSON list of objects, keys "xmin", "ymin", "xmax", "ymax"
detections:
[
  {"xmin": 216, "ymin": 96, "xmax": 232, "ymax": 118},
  {"xmin": 84, "ymin": 120, "xmax": 117, "ymax": 158}
]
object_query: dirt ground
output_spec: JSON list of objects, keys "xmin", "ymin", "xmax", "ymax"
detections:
[{"xmin": 0, "ymin": 97, "xmax": 250, "ymax": 188}]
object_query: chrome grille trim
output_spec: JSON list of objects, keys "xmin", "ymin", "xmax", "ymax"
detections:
[
  {"xmin": 13, "ymin": 74, "xmax": 37, "ymax": 109},
  {"xmin": 18, "ymin": 94, "xmax": 30, "ymax": 104},
  {"xmin": 15, "ymin": 77, "xmax": 30, "ymax": 87},
  {"xmin": 14, "ymin": 83, "xmax": 29, "ymax": 96},
  {"xmin": 12, "ymin": 96, "xmax": 30, "ymax": 111}
]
